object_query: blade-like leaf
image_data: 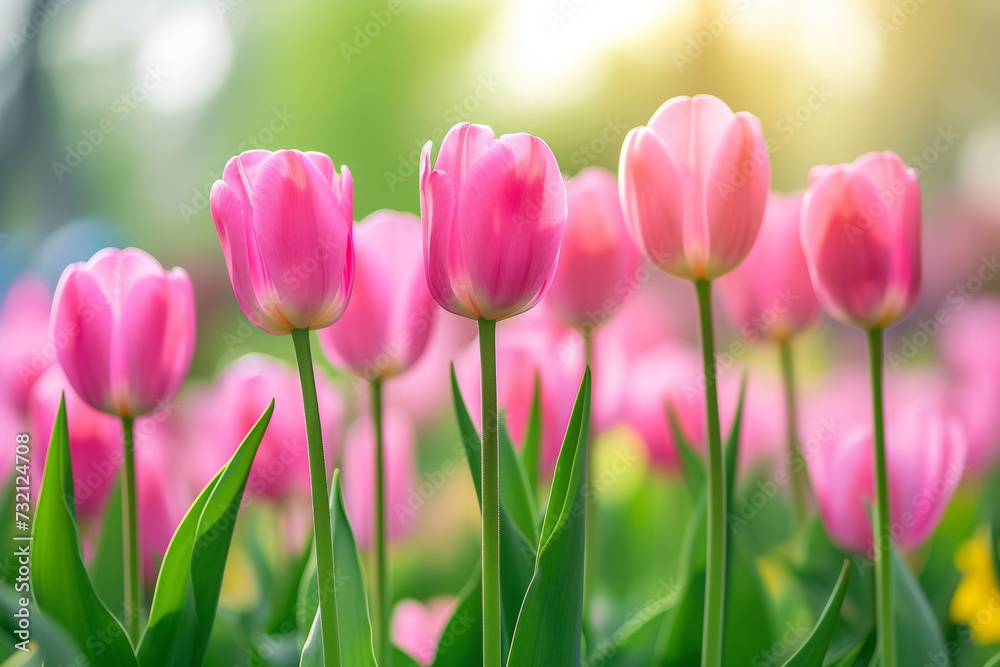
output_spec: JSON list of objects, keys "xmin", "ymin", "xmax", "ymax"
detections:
[
  {"xmin": 500, "ymin": 415, "xmax": 539, "ymax": 545},
  {"xmin": 892, "ymin": 544, "xmax": 948, "ymax": 665},
  {"xmin": 449, "ymin": 365, "xmax": 536, "ymax": 656},
  {"xmin": 0, "ymin": 583, "xmax": 81, "ymax": 666},
  {"xmin": 667, "ymin": 403, "xmax": 704, "ymax": 500},
  {"xmin": 520, "ymin": 371, "xmax": 542, "ymax": 500},
  {"xmin": 32, "ymin": 396, "xmax": 137, "ymax": 666},
  {"xmin": 781, "ymin": 560, "xmax": 851, "ymax": 666},
  {"xmin": 584, "ymin": 586, "xmax": 680, "ymax": 666},
  {"xmin": 299, "ymin": 469, "xmax": 377, "ymax": 667},
  {"xmin": 430, "ymin": 568, "xmax": 483, "ymax": 667},
  {"xmin": 89, "ymin": 479, "xmax": 124, "ymax": 624},
  {"xmin": 137, "ymin": 401, "xmax": 274, "ymax": 667},
  {"xmin": 505, "ymin": 369, "xmax": 592, "ymax": 665}
]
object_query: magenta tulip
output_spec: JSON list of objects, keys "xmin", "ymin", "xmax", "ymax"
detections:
[
  {"xmin": 0, "ymin": 276, "xmax": 53, "ymax": 413},
  {"xmin": 51, "ymin": 247, "xmax": 195, "ymax": 419},
  {"xmin": 420, "ymin": 122, "xmax": 567, "ymax": 321},
  {"xmin": 718, "ymin": 192, "xmax": 821, "ymax": 342},
  {"xmin": 619, "ymin": 94, "xmax": 770, "ymax": 281},
  {"xmin": 809, "ymin": 397, "xmax": 965, "ymax": 555},
  {"xmin": 341, "ymin": 409, "xmax": 418, "ymax": 548},
  {"xmin": 28, "ymin": 365, "xmax": 123, "ymax": 517},
  {"xmin": 545, "ymin": 167, "xmax": 640, "ymax": 329},
  {"xmin": 800, "ymin": 151, "xmax": 921, "ymax": 329},
  {"xmin": 318, "ymin": 210, "xmax": 437, "ymax": 382},
  {"xmin": 392, "ymin": 598, "xmax": 457, "ymax": 666},
  {"xmin": 210, "ymin": 149, "xmax": 355, "ymax": 334}
]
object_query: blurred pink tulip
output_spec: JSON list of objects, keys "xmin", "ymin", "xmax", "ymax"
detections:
[
  {"xmin": 800, "ymin": 151, "xmax": 921, "ymax": 329},
  {"xmin": 718, "ymin": 192, "xmax": 821, "ymax": 342},
  {"xmin": 319, "ymin": 210, "xmax": 437, "ymax": 381},
  {"xmin": 392, "ymin": 597, "xmax": 457, "ymax": 666},
  {"xmin": 809, "ymin": 398, "xmax": 966, "ymax": 555},
  {"xmin": 185, "ymin": 354, "xmax": 343, "ymax": 500},
  {"xmin": 940, "ymin": 297, "xmax": 1000, "ymax": 470},
  {"xmin": 621, "ymin": 343, "xmax": 705, "ymax": 470},
  {"xmin": 135, "ymin": 434, "xmax": 188, "ymax": 580},
  {"xmin": 619, "ymin": 94, "xmax": 770, "ymax": 281},
  {"xmin": 718, "ymin": 369, "xmax": 784, "ymax": 472},
  {"xmin": 420, "ymin": 122, "xmax": 567, "ymax": 321},
  {"xmin": 51, "ymin": 248, "xmax": 195, "ymax": 419},
  {"xmin": 545, "ymin": 167, "xmax": 640, "ymax": 329},
  {"xmin": 0, "ymin": 276, "xmax": 53, "ymax": 413},
  {"xmin": 28, "ymin": 365, "xmax": 123, "ymax": 517},
  {"xmin": 210, "ymin": 149, "xmax": 354, "ymax": 334},
  {"xmin": 342, "ymin": 409, "xmax": 418, "ymax": 548}
]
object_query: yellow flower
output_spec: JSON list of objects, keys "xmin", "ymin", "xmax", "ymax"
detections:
[{"xmin": 950, "ymin": 532, "xmax": 1000, "ymax": 644}]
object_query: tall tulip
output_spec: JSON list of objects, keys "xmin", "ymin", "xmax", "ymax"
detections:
[
  {"xmin": 420, "ymin": 122, "xmax": 567, "ymax": 667},
  {"xmin": 800, "ymin": 150, "xmax": 921, "ymax": 667},
  {"xmin": 619, "ymin": 94, "xmax": 769, "ymax": 667},
  {"xmin": 0, "ymin": 276, "xmax": 53, "ymax": 413},
  {"xmin": 211, "ymin": 148, "xmax": 355, "ymax": 667},
  {"xmin": 719, "ymin": 191, "xmax": 821, "ymax": 524},
  {"xmin": 318, "ymin": 209, "xmax": 436, "ymax": 662},
  {"xmin": 51, "ymin": 246, "xmax": 195, "ymax": 641}
]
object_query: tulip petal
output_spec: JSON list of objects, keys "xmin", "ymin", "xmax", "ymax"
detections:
[
  {"xmin": 52, "ymin": 268, "xmax": 115, "ymax": 413},
  {"xmin": 434, "ymin": 123, "xmax": 497, "ymax": 189}
]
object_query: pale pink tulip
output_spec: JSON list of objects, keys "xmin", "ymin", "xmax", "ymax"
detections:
[
  {"xmin": 809, "ymin": 398, "xmax": 966, "ymax": 555},
  {"xmin": 51, "ymin": 248, "xmax": 195, "ymax": 418},
  {"xmin": 420, "ymin": 123, "xmax": 567, "ymax": 321},
  {"xmin": 319, "ymin": 210, "xmax": 437, "ymax": 381},
  {"xmin": 0, "ymin": 276, "xmax": 53, "ymax": 413},
  {"xmin": 718, "ymin": 192, "xmax": 821, "ymax": 342},
  {"xmin": 28, "ymin": 366, "xmax": 123, "ymax": 517},
  {"xmin": 392, "ymin": 597, "xmax": 457, "ymax": 666},
  {"xmin": 341, "ymin": 409, "xmax": 418, "ymax": 548},
  {"xmin": 800, "ymin": 151, "xmax": 921, "ymax": 329},
  {"xmin": 210, "ymin": 149, "xmax": 354, "ymax": 334},
  {"xmin": 620, "ymin": 343, "xmax": 705, "ymax": 470},
  {"xmin": 619, "ymin": 94, "xmax": 770, "ymax": 281},
  {"xmin": 545, "ymin": 167, "xmax": 640, "ymax": 329},
  {"xmin": 135, "ymin": 433, "xmax": 188, "ymax": 580},
  {"xmin": 184, "ymin": 354, "xmax": 343, "ymax": 500}
]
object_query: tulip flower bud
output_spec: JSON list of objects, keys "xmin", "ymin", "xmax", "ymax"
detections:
[
  {"xmin": 420, "ymin": 123, "xmax": 567, "ymax": 321},
  {"xmin": 619, "ymin": 94, "xmax": 770, "ymax": 281},
  {"xmin": 51, "ymin": 247, "xmax": 195, "ymax": 418},
  {"xmin": 319, "ymin": 210, "xmax": 437, "ymax": 382},
  {"xmin": 800, "ymin": 151, "xmax": 921, "ymax": 329},
  {"xmin": 210, "ymin": 149, "xmax": 355, "ymax": 334}
]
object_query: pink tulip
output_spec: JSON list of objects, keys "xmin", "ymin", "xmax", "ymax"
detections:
[
  {"xmin": 51, "ymin": 248, "xmax": 195, "ymax": 418},
  {"xmin": 420, "ymin": 122, "xmax": 567, "ymax": 321},
  {"xmin": 809, "ymin": 397, "xmax": 966, "ymax": 555},
  {"xmin": 619, "ymin": 94, "xmax": 770, "ymax": 281},
  {"xmin": 318, "ymin": 210, "xmax": 437, "ymax": 382},
  {"xmin": 27, "ymin": 366, "xmax": 123, "ymax": 517},
  {"xmin": 620, "ymin": 343, "xmax": 705, "ymax": 470},
  {"xmin": 341, "ymin": 409, "xmax": 418, "ymax": 548},
  {"xmin": 718, "ymin": 192, "xmax": 821, "ymax": 342},
  {"xmin": 0, "ymin": 276, "xmax": 54, "ymax": 413},
  {"xmin": 940, "ymin": 297, "xmax": 1000, "ymax": 470},
  {"xmin": 545, "ymin": 167, "xmax": 640, "ymax": 329},
  {"xmin": 800, "ymin": 151, "xmax": 921, "ymax": 329},
  {"xmin": 392, "ymin": 597, "xmax": 457, "ymax": 666},
  {"xmin": 210, "ymin": 149, "xmax": 354, "ymax": 334},
  {"xmin": 184, "ymin": 354, "xmax": 343, "ymax": 500},
  {"xmin": 0, "ymin": 401, "xmax": 20, "ymax": 485},
  {"xmin": 718, "ymin": 368, "xmax": 785, "ymax": 472},
  {"xmin": 135, "ymin": 432, "xmax": 188, "ymax": 580}
]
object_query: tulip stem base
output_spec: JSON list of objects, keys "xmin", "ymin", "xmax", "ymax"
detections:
[
  {"xmin": 695, "ymin": 279, "xmax": 726, "ymax": 667},
  {"xmin": 371, "ymin": 379, "xmax": 391, "ymax": 667},
  {"xmin": 778, "ymin": 341, "xmax": 810, "ymax": 529},
  {"xmin": 478, "ymin": 318, "xmax": 502, "ymax": 667},
  {"xmin": 291, "ymin": 329, "xmax": 342, "ymax": 667},
  {"xmin": 120, "ymin": 416, "xmax": 141, "ymax": 645},
  {"xmin": 867, "ymin": 328, "xmax": 896, "ymax": 667}
]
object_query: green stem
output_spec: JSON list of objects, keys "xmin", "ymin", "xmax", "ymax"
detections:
[
  {"xmin": 371, "ymin": 379, "xmax": 391, "ymax": 667},
  {"xmin": 694, "ymin": 279, "xmax": 726, "ymax": 667},
  {"xmin": 291, "ymin": 328, "xmax": 342, "ymax": 667},
  {"xmin": 867, "ymin": 328, "xmax": 896, "ymax": 667},
  {"xmin": 478, "ymin": 318, "xmax": 502, "ymax": 667},
  {"xmin": 120, "ymin": 416, "xmax": 140, "ymax": 644},
  {"xmin": 778, "ymin": 341, "xmax": 810, "ymax": 528}
]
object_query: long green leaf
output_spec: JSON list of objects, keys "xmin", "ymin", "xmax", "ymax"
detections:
[
  {"xmin": 499, "ymin": 415, "xmax": 539, "ymax": 545},
  {"xmin": 430, "ymin": 568, "xmax": 483, "ymax": 667},
  {"xmin": 137, "ymin": 401, "xmax": 274, "ymax": 667},
  {"xmin": 667, "ymin": 403, "xmax": 704, "ymax": 500},
  {"xmin": 505, "ymin": 369, "xmax": 592, "ymax": 666},
  {"xmin": 584, "ymin": 587, "xmax": 680, "ymax": 666},
  {"xmin": 32, "ymin": 395, "xmax": 137, "ymax": 665},
  {"xmin": 299, "ymin": 469, "xmax": 377, "ymax": 667},
  {"xmin": 89, "ymin": 479, "xmax": 125, "ymax": 624},
  {"xmin": 892, "ymin": 544, "xmax": 948, "ymax": 665},
  {"xmin": 520, "ymin": 371, "xmax": 542, "ymax": 500},
  {"xmin": 781, "ymin": 560, "xmax": 851, "ymax": 666},
  {"xmin": 0, "ymin": 583, "xmax": 81, "ymax": 665},
  {"xmin": 449, "ymin": 365, "xmax": 536, "ymax": 657}
]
